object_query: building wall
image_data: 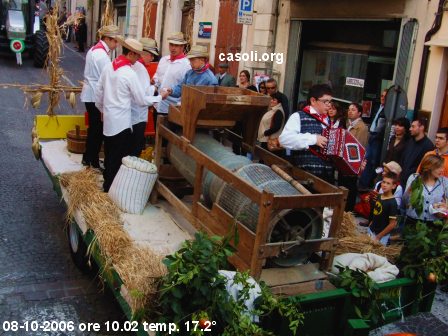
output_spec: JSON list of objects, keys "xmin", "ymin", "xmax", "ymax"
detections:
[
  {"xmin": 191, "ymin": 0, "xmax": 219, "ymax": 63},
  {"xmin": 155, "ymin": 0, "xmax": 184, "ymax": 57}
]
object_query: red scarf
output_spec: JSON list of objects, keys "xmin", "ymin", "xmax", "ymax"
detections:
[
  {"xmin": 170, "ymin": 53, "xmax": 186, "ymax": 62},
  {"xmin": 303, "ymin": 105, "xmax": 328, "ymax": 127},
  {"xmin": 112, "ymin": 55, "xmax": 132, "ymax": 71},
  {"xmin": 91, "ymin": 41, "xmax": 108, "ymax": 53},
  {"xmin": 194, "ymin": 63, "xmax": 210, "ymax": 74}
]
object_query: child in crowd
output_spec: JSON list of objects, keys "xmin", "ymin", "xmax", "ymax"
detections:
[
  {"xmin": 371, "ymin": 161, "xmax": 403, "ymax": 207},
  {"xmin": 367, "ymin": 172, "xmax": 399, "ymax": 246}
]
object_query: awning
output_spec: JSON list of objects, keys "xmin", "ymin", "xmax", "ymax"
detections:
[{"xmin": 425, "ymin": 38, "xmax": 448, "ymax": 47}]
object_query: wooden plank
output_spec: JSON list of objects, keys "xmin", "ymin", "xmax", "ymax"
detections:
[
  {"xmin": 196, "ymin": 203, "xmax": 255, "ymax": 267},
  {"xmin": 260, "ymin": 264, "xmax": 327, "ymax": 287},
  {"xmin": 270, "ymin": 280, "xmax": 336, "ymax": 297},
  {"xmin": 258, "ymin": 238, "xmax": 338, "ymax": 259},
  {"xmin": 253, "ymin": 145, "xmax": 292, "ymax": 167},
  {"xmin": 273, "ymin": 194, "xmax": 344, "ymax": 209},
  {"xmin": 290, "ymin": 165, "xmax": 341, "ymax": 194},
  {"xmin": 156, "ymin": 180, "xmax": 199, "ymax": 229},
  {"xmin": 35, "ymin": 115, "xmax": 86, "ymax": 139},
  {"xmin": 191, "ymin": 163, "xmax": 204, "ymax": 216},
  {"xmin": 250, "ymin": 191, "xmax": 274, "ymax": 279}
]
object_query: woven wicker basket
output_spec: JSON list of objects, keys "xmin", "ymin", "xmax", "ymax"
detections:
[{"xmin": 67, "ymin": 125, "xmax": 87, "ymax": 154}]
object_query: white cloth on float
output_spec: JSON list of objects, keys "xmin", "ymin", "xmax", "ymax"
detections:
[{"xmin": 332, "ymin": 252, "xmax": 399, "ymax": 283}]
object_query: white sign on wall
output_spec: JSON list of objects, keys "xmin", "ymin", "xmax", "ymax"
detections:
[
  {"xmin": 345, "ymin": 77, "xmax": 365, "ymax": 88},
  {"xmin": 237, "ymin": 0, "xmax": 254, "ymax": 25}
]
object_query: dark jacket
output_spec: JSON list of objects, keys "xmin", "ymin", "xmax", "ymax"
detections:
[{"xmin": 399, "ymin": 135, "xmax": 434, "ymax": 186}]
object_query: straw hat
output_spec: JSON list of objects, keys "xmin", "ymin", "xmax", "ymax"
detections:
[
  {"xmin": 186, "ymin": 45, "xmax": 208, "ymax": 59},
  {"xmin": 167, "ymin": 31, "xmax": 187, "ymax": 45},
  {"xmin": 98, "ymin": 25, "xmax": 121, "ymax": 38},
  {"xmin": 218, "ymin": 63, "xmax": 229, "ymax": 68},
  {"xmin": 116, "ymin": 37, "xmax": 146, "ymax": 55},
  {"xmin": 383, "ymin": 161, "xmax": 402, "ymax": 175},
  {"xmin": 139, "ymin": 38, "xmax": 159, "ymax": 56}
]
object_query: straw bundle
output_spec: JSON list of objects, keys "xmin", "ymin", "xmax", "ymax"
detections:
[
  {"xmin": 101, "ymin": 0, "xmax": 115, "ymax": 27},
  {"xmin": 334, "ymin": 212, "xmax": 402, "ymax": 262},
  {"xmin": 60, "ymin": 169, "xmax": 167, "ymax": 313}
]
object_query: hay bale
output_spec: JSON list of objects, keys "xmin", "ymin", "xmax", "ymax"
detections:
[
  {"xmin": 334, "ymin": 212, "xmax": 402, "ymax": 262},
  {"xmin": 60, "ymin": 169, "xmax": 166, "ymax": 313}
]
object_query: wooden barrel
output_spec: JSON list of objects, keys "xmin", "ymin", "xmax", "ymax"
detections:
[{"xmin": 67, "ymin": 125, "xmax": 87, "ymax": 154}]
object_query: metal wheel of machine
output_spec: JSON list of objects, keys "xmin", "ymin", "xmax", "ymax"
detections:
[
  {"xmin": 67, "ymin": 221, "xmax": 90, "ymax": 273},
  {"xmin": 268, "ymin": 208, "xmax": 323, "ymax": 267},
  {"xmin": 33, "ymin": 30, "xmax": 49, "ymax": 68}
]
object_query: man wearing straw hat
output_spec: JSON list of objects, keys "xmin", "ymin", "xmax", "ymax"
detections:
[
  {"xmin": 161, "ymin": 45, "xmax": 217, "ymax": 99},
  {"xmin": 95, "ymin": 38, "xmax": 162, "ymax": 192},
  {"xmin": 153, "ymin": 32, "xmax": 191, "ymax": 117},
  {"xmin": 81, "ymin": 24, "xmax": 120, "ymax": 169},
  {"xmin": 130, "ymin": 38, "xmax": 159, "ymax": 157}
]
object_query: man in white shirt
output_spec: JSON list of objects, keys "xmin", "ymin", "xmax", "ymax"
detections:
[
  {"xmin": 153, "ymin": 32, "xmax": 191, "ymax": 117},
  {"xmin": 80, "ymin": 25, "xmax": 120, "ymax": 169},
  {"xmin": 130, "ymin": 38, "xmax": 159, "ymax": 157},
  {"xmin": 95, "ymin": 38, "xmax": 162, "ymax": 192},
  {"xmin": 279, "ymin": 84, "xmax": 334, "ymax": 183}
]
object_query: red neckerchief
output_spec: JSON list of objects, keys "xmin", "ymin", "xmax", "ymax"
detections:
[
  {"xmin": 91, "ymin": 41, "xmax": 108, "ymax": 54},
  {"xmin": 112, "ymin": 55, "xmax": 132, "ymax": 71},
  {"xmin": 137, "ymin": 58, "xmax": 145, "ymax": 65},
  {"xmin": 194, "ymin": 63, "xmax": 210, "ymax": 74},
  {"xmin": 170, "ymin": 53, "xmax": 186, "ymax": 62},
  {"xmin": 303, "ymin": 105, "xmax": 328, "ymax": 126}
]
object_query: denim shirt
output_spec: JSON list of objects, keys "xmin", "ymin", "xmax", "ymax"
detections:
[{"xmin": 403, "ymin": 173, "xmax": 448, "ymax": 221}]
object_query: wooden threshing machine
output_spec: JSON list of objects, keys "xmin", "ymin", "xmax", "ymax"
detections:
[{"xmin": 152, "ymin": 86, "xmax": 348, "ymax": 295}]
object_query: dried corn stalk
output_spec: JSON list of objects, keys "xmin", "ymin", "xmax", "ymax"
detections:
[{"xmin": 101, "ymin": 0, "xmax": 115, "ymax": 27}]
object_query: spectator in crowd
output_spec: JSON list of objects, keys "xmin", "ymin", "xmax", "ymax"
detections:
[
  {"xmin": 140, "ymin": 38, "xmax": 159, "ymax": 79},
  {"xmin": 57, "ymin": 6, "xmax": 67, "ymax": 27},
  {"xmin": 384, "ymin": 117, "xmax": 410, "ymax": 164},
  {"xmin": 239, "ymin": 70, "xmax": 257, "ymax": 91},
  {"xmin": 161, "ymin": 45, "xmax": 218, "ymax": 99},
  {"xmin": 75, "ymin": 15, "xmax": 87, "ymax": 52},
  {"xmin": 367, "ymin": 171, "xmax": 399, "ymax": 246},
  {"xmin": 346, "ymin": 102, "xmax": 368, "ymax": 147},
  {"xmin": 417, "ymin": 127, "xmax": 448, "ymax": 177},
  {"xmin": 371, "ymin": 161, "xmax": 404, "ymax": 208},
  {"xmin": 399, "ymin": 117, "xmax": 434, "ymax": 187},
  {"xmin": 265, "ymin": 78, "xmax": 290, "ymax": 119},
  {"xmin": 279, "ymin": 84, "xmax": 334, "ymax": 183},
  {"xmin": 258, "ymin": 81, "xmax": 267, "ymax": 94},
  {"xmin": 359, "ymin": 89, "xmax": 387, "ymax": 189},
  {"xmin": 215, "ymin": 63, "xmax": 236, "ymax": 87},
  {"xmin": 257, "ymin": 92, "xmax": 285, "ymax": 155},
  {"xmin": 327, "ymin": 101, "xmax": 345, "ymax": 129},
  {"xmin": 340, "ymin": 102, "xmax": 368, "ymax": 210},
  {"xmin": 402, "ymin": 154, "xmax": 448, "ymax": 227},
  {"xmin": 153, "ymin": 32, "xmax": 191, "ymax": 118}
]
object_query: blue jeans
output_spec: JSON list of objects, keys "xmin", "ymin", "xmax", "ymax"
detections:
[{"xmin": 367, "ymin": 228, "xmax": 390, "ymax": 246}]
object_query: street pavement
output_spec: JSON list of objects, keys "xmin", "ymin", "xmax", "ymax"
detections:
[{"xmin": 0, "ymin": 42, "xmax": 131, "ymax": 335}]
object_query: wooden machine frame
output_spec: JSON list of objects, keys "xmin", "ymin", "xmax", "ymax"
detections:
[{"xmin": 151, "ymin": 86, "xmax": 348, "ymax": 295}]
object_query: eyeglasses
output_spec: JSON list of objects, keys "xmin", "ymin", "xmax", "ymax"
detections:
[{"xmin": 317, "ymin": 98, "xmax": 332, "ymax": 105}]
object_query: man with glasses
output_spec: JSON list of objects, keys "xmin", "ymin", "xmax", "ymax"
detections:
[
  {"xmin": 279, "ymin": 84, "xmax": 334, "ymax": 183},
  {"xmin": 265, "ymin": 78, "xmax": 290, "ymax": 119}
]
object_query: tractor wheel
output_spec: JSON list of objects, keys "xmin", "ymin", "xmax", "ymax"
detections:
[
  {"xmin": 33, "ymin": 30, "xmax": 49, "ymax": 68},
  {"xmin": 67, "ymin": 221, "xmax": 90, "ymax": 273}
]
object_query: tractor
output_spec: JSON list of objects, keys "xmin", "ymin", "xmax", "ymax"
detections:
[{"xmin": 0, "ymin": 0, "xmax": 48, "ymax": 66}]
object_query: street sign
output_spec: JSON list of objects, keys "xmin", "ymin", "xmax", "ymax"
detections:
[
  {"xmin": 10, "ymin": 39, "xmax": 25, "ymax": 53},
  {"xmin": 237, "ymin": 0, "xmax": 254, "ymax": 25},
  {"xmin": 198, "ymin": 22, "xmax": 212, "ymax": 38}
]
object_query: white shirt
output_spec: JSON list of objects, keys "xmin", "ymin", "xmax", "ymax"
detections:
[
  {"xmin": 131, "ymin": 61, "xmax": 156, "ymax": 125},
  {"xmin": 153, "ymin": 55, "xmax": 191, "ymax": 113},
  {"xmin": 80, "ymin": 40, "xmax": 111, "ymax": 103},
  {"xmin": 279, "ymin": 107, "xmax": 328, "ymax": 150},
  {"xmin": 95, "ymin": 63, "xmax": 162, "ymax": 137}
]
